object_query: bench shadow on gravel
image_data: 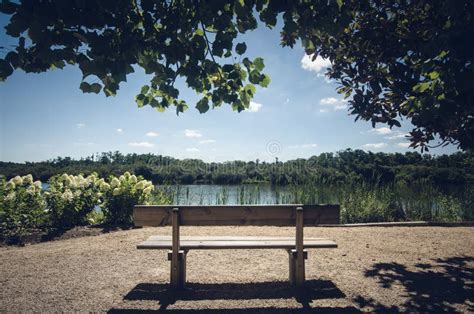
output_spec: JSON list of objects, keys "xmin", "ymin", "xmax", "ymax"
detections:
[
  {"xmin": 108, "ymin": 279, "xmax": 359, "ymax": 313},
  {"xmin": 355, "ymin": 256, "xmax": 474, "ymax": 313}
]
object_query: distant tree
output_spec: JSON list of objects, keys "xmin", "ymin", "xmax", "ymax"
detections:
[{"xmin": 0, "ymin": 0, "xmax": 473, "ymax": 149}]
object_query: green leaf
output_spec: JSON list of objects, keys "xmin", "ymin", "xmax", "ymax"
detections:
[
  {"xmin": 0, "ymin": 1, "xmax": 18, "ymax": 14},
  {"xmin": 196, "ymin": 97, "xmax": 210, "ymax": 113},
  {"xmin": 253, "ymin": 57, "xmax": 264, "ymax": 71},
  {"xmin": 141, "ymin": 85, "xmax": 150, "ymax": 94},
  {"xmin": 135, "ymin": 94, "xmax": 146, "ymax": 107},
  {"xmin": 176, "ymin": 102, "xmax": 189, "ymax": 114},
  {"xmin": 249, "ymin": 70, "xmax": 261, "ymax": 84},
  {"xmin": 0, "ymin": 59, "xmax": 13, "ymax": 81},
  {"xmin": 244, "ymin": 84, "xmax": 256, "ymax": 96},
  {"xmin": 156, "ymin": 106, "xmax": 166, "ymax": 112},
  {"xmin": 79, "ymin": 82, "xmax": 102, "ymax": 94},
  {"xmin": 235, "ymin": 42, "xmax": 247, "ymax": 55},
  {"xmin": 259, "ymin": 74, "xmax": 271, "ymax": 87},
  {"xmin": 194, "ymin": 29, "xmax": 204, "ymax": 37},
  {"xmin": 336, "ymin": 0, "xmax": 343, "ymax": 10},
  {"xmin": 428, "ymin": 71, "xmax": 440, "ymax": 80},
  {"xmin": 413, "ymin": 82, "xmax": 430, "ymax": 93}
]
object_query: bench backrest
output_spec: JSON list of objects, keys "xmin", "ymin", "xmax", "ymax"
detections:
[{"xmin": 133, "ymin": 204, "xmax": 340, "ymax": 227}]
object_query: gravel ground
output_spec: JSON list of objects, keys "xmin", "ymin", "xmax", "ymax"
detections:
[{"xmin": 1, "ymin": 226, "xmax": 473, "ymax": 313}]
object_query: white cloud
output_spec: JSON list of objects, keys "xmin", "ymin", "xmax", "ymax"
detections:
[
  {"xmin": 146, "ymin": 131, "xmax": 159, "ymax": 137},
  {"xmin": 184, "ymin": 129, "xmax": 202, "ymax": 138},
  {"xmin": 199, "ymin": 139, "xmax": 216, "ymax": 144},
  {"xmin": 76, "ymin": 123, "xmax": 86, "ymax": 128},
  {"xmin": 385, "ymin": 132, "xmax": 409, "ymax": 140},
  {"xmin": 396, "ymin": 142, "xmax": 411, "ymax": 148},
  {"xmin": 301, "ymin": 54, "xmax": 332, "ymax": 73},
  {"xmin": 369, "ymin": 127, "xmax": 392, "ymax": 135},
  {"xmin": 362, "ymin": 143, "xmax": 388, "ymax": 150},
  {"xmin": 128, "ymin": 142, "xmax": 154, "ymax": 148},
  {"xmin": 319, "ymin": 109, "xmax": 329, "ymax": 113},
  {"xmin": 247, "ymin": 101, "xmax": 262, "ymax": 112},
  {"xmin": 319, "ymin": 97, "xmax": 347, "ymax": 110},
  {"xmin": 186, "ymin": 147, "xmax": 200, "ymax": 152},
  {"xmin": 116, "ymin": 128, "xmax": 123, "ymax": 133}
]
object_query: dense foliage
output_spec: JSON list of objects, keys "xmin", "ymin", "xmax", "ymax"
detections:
[
  {"xmin": 45, "ymin": 173, "xmax": 101, "ymax": 228},
  {"xmin": 1, "ymin": 0, "xmax": 473, "ymax": 149},
  {"xmin": 98, "ymin": 172, "xmax": 155, "ymax": 224},
  {"xmin": 0, "ymin": 175, "xmax": 47, "ymax": 241},
  {"xmin": 0, "ymin": 172, "xmax": 159, "ymax": 243},
  {"xmin": 1, "ymin": 150, "xmax": 473, "ymax": 186}
]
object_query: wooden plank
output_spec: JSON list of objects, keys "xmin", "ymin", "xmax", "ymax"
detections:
[
  {"xmin": 148, "ymin": 235, "xmax": 331, "ymax": 241},
  {"xmin": 133, "ymin": 204, "xmax": 340, "ymax": 227},
  {"xmin": 295, "ymin": 206, "xmax": 305, "ymax": 286},
  {"xmin": 170, "ymin": 207, "xmax": 180, "ymax": 289},
  {"xmin": 137, "ymin": 239, "xmax": 337, "ymax": 250}
]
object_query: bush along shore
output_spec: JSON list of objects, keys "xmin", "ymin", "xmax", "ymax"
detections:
[{"xmin": 0, "ymin": 172, "xmax": 171, "ymax": 245}]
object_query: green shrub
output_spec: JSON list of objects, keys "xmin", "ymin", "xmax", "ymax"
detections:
[
  {"xmin": 45, "ymin": 173, "xmax": 101, "ymax": 229},
  {"xmin": 340, "ymin": 185, "xmax": 404, "ymax": 223},
  {"xmin": 432, "ymin": 194, "xmax": 463, "ymax": 222},
  {"xmin": 0, "ymin": 175, "xmax": 47, "ymax": 240},
  {"xmin": 99, "ymin": 172, "xmax": 154, "ymax": 225},
  {"xmin": 86, "ymin": 210, "xmax": 105, "ymax": 225}
]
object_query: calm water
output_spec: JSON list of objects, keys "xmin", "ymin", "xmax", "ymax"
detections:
[{"xmin": 161, "ymin": 184, "xmax": 299, "ymax": 205}]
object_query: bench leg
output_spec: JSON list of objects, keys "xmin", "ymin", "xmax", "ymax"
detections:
[
  {"xmin": 288, "ymin": 249, "xmax": 307, "ymax": 287},
  {"xmin": 168, "ymin": 250, "xmax": 186, "ymax": 289},
  {"xmin": 288, "ymin": 249, "xmax": 295, "ymax": 285}
]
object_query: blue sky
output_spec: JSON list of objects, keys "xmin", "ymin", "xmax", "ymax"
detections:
[{"xmin": 0, "ymin": 17, "xmax": 458, "ymax": 163}]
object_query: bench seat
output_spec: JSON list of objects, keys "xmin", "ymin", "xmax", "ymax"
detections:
[
  {"xmin": 133, "ymin": 205, "xmax": 340, "ymax": 288},
  {"xmin": 137, "ymin": 236, "xmax": 338, "ymax": 250}
]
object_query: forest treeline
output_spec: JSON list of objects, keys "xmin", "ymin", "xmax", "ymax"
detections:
[{"xmin": 1, "ymin": 149, "xmax": 473, "ymax": 186}]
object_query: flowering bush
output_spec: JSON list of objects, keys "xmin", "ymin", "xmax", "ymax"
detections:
[
  {"xmin": 45, "ymin": 173, "xmax": 101, "ymax": 228},
  {"xmin": 99, "ymin": 172, "xmax": 154, "ymax": 225},
  {"xmin": 0, "ymin": 175, "xmax": 47, "ymax": 240}
]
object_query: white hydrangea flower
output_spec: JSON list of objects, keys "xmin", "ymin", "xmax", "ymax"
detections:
[
  {"xmin": 119, "ymin": 175, "xmax": 126, "ymax": 182},
  {"xmin": 130, "ymin": 175, "xmax": 137, "ymax": 183},
  {"xmin": 110, "ymin": 177, "xmax": 120, "ymax": 188},
  {"xmin": 113, "ymin": 187, "xmax": 122, "ymax": 196},
  {"xmin": 100, "ymin": 182, "xmax": 110, "ymax": 191},
  {"xmin": 124, "ymin": 172, "xmax": 131, "ymax": 179},
  {"xmin": 143, "ymin": 186, "xmax": 153, "ymax": 194},
  {"xmin": 5, "ymin": 192, "xmax": 16, "ymax": 201},
  {"xmin": 6, "ymin": 181, "xmax": 15, "ymax": 190},
  {"xmin": 12, "ymin": 175, "xmax": 23, "ymax": 185},
  {"xmin": 22, "ymin": 174, "xmax": 33, "ymax": 184},
  {"xmin": 135, "ymin": 181, "xmax": 145, "ymax": 190},
  {"xmin": 62, "ymin": 190, "xmax": 74, "ymax": 202},
  {"xmin": 33, "ymin": 180, "xmax": 42, "ymax": 190}
]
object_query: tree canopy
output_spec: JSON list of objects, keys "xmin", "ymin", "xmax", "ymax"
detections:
[{"xmin": 1, "ymin": 0, "xmax": 473, "ymax": 150}]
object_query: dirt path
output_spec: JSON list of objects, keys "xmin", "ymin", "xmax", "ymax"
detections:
[{"xmin": 1, "ymin": 226, "xmax": 473, "ymax": 313}]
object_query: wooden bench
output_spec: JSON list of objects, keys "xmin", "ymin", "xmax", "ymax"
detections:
[{"xmin": 133, "ymin": 204, "xmax": 339, "ymax": 289}]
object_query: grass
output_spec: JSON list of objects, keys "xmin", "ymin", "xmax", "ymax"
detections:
[{"xmin": 155, "ymin": 181, "xmax": 473, "ymax": 223}]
